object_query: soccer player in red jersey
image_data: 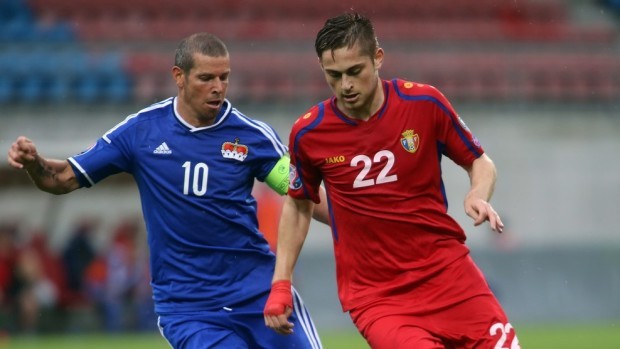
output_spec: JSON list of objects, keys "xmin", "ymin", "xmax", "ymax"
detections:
[{"xmin": 264, "ymin": 13, "xmax": 520, "ymax": 349}]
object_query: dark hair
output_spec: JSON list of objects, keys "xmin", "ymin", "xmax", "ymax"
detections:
[
  {"xmin": 174, "ymin": 33, "xmax": 228, "ymax": 73},
  {"xmin": 315, "ymin": 13, "xmax": 379, "ymax": 60}
]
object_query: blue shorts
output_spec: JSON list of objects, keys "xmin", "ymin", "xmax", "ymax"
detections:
[{"xmin": 157, "ymin": 288, "xmax": 322, "ymax": 349}]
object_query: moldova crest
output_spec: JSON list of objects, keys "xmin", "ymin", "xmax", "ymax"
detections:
[
  {"xmin": 221, "ymin": 138, "xmax": 249, "ymax": 161},
  {"xmin": 400, "ymin": 129, "xmax": 420, "ymax": 153}
]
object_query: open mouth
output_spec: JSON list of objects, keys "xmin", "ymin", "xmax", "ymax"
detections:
[
  {"xmin": 342, "ymin": 93, "xmax": 359, "ymax": 103},
  {"xmin": 205, "ymin": 100, "xmax": 221, "ymax": 108}
]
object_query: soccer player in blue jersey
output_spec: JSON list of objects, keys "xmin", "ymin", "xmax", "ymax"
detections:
[{"xmin": 7, "ymin": 33, "xmax": 324, "ymax": 349}]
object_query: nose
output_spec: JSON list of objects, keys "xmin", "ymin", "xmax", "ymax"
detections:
[
  {"xmin": 212, "ymin": 77, "xmax": 225, "ymax": 93},
  {"xmin": 341, "ymin": 75, "xmax": 353, "ymax": 91}
]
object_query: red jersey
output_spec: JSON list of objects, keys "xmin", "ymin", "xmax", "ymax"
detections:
[{"xmin": 288, "ymin": 79, "xmax": 489, "ymax": 312}]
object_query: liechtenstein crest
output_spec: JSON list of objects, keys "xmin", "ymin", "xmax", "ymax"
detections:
[
  {"xmin": 221, "ymin": 138, "xmax": 249, "ymax": 161},
  {"xmin": 400, "ymin": 129, "xmax": 420, "ymax": 153}
]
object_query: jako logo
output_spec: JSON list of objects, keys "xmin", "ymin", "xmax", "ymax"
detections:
[{"xmin": 325, "ymin": 156, "xmax": 345, "ymax": 164}]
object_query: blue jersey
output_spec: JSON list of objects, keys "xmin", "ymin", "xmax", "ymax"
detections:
[{"xmin": 68, "ymin": 98, "xmax": 287, "ymax": 314}]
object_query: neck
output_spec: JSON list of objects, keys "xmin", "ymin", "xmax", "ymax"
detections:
[
  {"xmin": 175, "ymin": 99, "xmax": 219, "ymax": 128},
  {"xmin": 342, "ymin": 79, "xmax": 384, "ymax": 121}
]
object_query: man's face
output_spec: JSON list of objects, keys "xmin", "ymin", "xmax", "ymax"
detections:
[
  {"xmin": 319, "ymin": 43, "xmax": 383, "ymax": 117},
  {"xmin": 175, "ymin": 53, "xmax": 230, "ymax": 126}
]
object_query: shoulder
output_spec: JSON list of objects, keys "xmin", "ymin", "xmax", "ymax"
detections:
[
  {"xmin": 103, "ymin": 98, "xmax": 173, "ymax": 141},
  {"xmin": 389, "ymin": 79, "xmax": 455, "ymax": 114},
  {"xmin": 124, "ymin": 98, "xmax": 173, "ymax": 125},
  {"xmin": 390, "ymin": 79, "xmax": 448, "ymax": 102},
  {"xmin": 290, "ymin": 100, "xmax": 329, "ymax": 136},
  {"xmin": 229, "ymin": 107, "xmax": 273, "ymax": 129},
  {"xmin": 228, "ymin": 108, "xmax": 281, "ymax": 140},
  {"xmin": 226, "ymin": 107, "xmax": 288, "ymax": 155}
]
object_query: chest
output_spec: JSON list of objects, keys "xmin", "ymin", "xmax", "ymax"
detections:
[
  {"xmin": 135, "ymin": 126, "xmax": 257, "ymax": 194},
  {"xmin": 305, "ymin": 108, "xmax": 438, "ymax": 187}
]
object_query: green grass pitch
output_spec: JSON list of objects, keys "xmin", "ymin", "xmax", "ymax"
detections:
[{"xmin": 3, "ymin": 323, "xmax": 619, "ymax": 348}]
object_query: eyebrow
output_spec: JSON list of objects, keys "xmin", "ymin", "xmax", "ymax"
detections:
[
  {"xmin": 196, "ymin": 70, "xmax": 230, "ymax": 77},
  {"xmin": 324, "ymin": 63, "xmax": 364, "ymax": 74}
]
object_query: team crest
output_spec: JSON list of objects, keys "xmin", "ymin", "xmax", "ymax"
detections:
[
  {"xmin": 221, "ymin": 138, "xmax": 249, "ymax": 161},
  {"xmin": 400, "ymin": 129, "xmax": 420, "ymax": 153}
]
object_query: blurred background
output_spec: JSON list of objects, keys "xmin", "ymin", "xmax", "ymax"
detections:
[{"xmin": 0, "ymin": 0, "xmax": 619, "ymax": 343}]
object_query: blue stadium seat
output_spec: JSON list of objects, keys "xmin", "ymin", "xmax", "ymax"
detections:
[
  {"xmin": 6, "ymin": 48, "xmax": 35, "ymax": 77},
  {"xmin": 18, "ymin": 76, "xmax": 46, "ymax": 103},
  {"xmin": 74, "ymin": 75, "xmax": 101, "ymax": 103},
  {"xmin": 0, "ymin": 0, "xmax": 33, "ymax": 21},
  {"xmin": 102, "ymin": 75, "xmax": 132, "ymax": 103},
  {"xmin": 0, "ymin": 76, "xmax": 14, "ymax": 103},
  {"xmin": 0, "ymin": 16, "xmax": 34, "ymax": 42},
  {"xmin": 35, "ymin": 21, "xmax": 75, "ymax": 43},
  {"xmin": 94, "ymin": 52, "xmax": 124, "ymax": 76},
  {"xmin": 48, "ymin": 75, "xmax": 73, "ymax": 103},
  {"xmin": 88, "ymin": 51, "xmax": 132, "ymax": 102},
  {"xmin": 51, "ymin": 48, "xmax": 89, "ymax": 77}
]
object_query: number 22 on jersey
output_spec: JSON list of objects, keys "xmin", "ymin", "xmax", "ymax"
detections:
[{"xmin": 350, "ymin": 150, "xmax": 398, "ymax": 188}]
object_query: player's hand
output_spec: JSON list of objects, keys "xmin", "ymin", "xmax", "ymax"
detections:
[
  {"xmin": 264, "ymin": 280, "xmax": 294, "ymax": 335},
  {"xmin": 7, "ymin": 136, "xmax": 38, "ymax": 169},
  {"xmin": 465, "ymin": 197, "xmax": 504, "ymax": 233}
]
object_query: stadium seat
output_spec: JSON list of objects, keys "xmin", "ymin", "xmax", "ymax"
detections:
[
  {"xmin": 101, "ymin": 75, "xmax": 132, "ymax": 103},
  {"xmin": 3, "ymin": 0, "xmax": 616, "ymax": 105},
  {"xmin": 74, "ymin": 75, "xmax": 101, "ymax": 103},
  {"xmin": 0, "ymin": 76, "xmax": 14, "ymax": 103},
  {"xmin": 0, "ymin": 16, "xmax": 34, "ymax": 42},
  {"xmin": 33, "ymin": 18, "xmax": 75, "ymax": 42},
  {"xmin": 19, "ymin": 76, "xmax": 47, "ymax": 103},
  {"xmin": 49, "ymin": 48, "xmax": 89, "ymax": 78},
  {"xmin": 47, "ymin": 75, "xmax": 73, "ymax": 103}
]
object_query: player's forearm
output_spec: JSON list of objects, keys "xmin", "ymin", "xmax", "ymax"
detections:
[
  {"xmin": 465, "ymin": 154, "xmax": 497, "ymax": 202},
  {"xmin": 272, "ymin": 196, "xmax": 312, "ymax": 282},
  {"xmin": 25, "ymin": 157, "xmax": 79, "ymax": 194}
]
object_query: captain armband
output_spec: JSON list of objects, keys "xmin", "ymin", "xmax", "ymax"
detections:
[{"xmin": 265, "ymin": 155, "xmax": 290, "ymax": 196}]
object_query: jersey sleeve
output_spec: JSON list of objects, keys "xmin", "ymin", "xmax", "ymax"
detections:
[
  {"xmin": 429, "ymin": 85, "xmax": 484, "ymax": 167},
  {"xmin": 287, "ymin": 107, "xmax": 323, "ymax": 203},
  {"xmin": 245, "ymin": 119, "xmax": 289, "ymax": 183},
  {"xmin": 68, "ymin": 116, "xmax": 136, "ymax": 187}
]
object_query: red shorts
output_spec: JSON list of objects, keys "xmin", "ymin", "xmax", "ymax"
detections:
[{"xmin": 349, "ymin": 257, "xmax": 520, "ymax": 349}]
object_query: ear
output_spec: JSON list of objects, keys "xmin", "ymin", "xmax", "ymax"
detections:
[
  {"xmin": 172, "ymin": 66, "xmax": 184, "ymax": 88},
  {"xmin": 374, "ymin": 48, "xmax": 384, "ymax": 70}
]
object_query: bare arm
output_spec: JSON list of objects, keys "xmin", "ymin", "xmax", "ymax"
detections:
[
  {"xmin": 463, "ymin": 153, "xmax": 504, "ymax": 233},
  {"xmin": 272, "ymin": 195, "xmax": 314, "ymax": 282},
  {"xmin": 7, "ymin": 136, "xmax": 81, "ymax": 195},
  {"xmin": 264, "ymin": 195, "xmax": 314, "ymax": 334}
]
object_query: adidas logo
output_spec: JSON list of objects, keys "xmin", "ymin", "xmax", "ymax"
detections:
[{"xmin": 153, "ymin": 142, "xmax": 172, "ymax": 155}]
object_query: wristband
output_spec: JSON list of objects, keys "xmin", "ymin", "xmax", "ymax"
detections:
[{"xmin": 264, "ymin": 280, "xmax": 293, "ymax": 316}]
